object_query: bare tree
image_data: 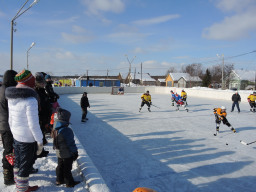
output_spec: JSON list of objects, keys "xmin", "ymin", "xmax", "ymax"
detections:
[
  {"xmin": 181, "ymin": 63, "xmax": 203, "ymax": 77},
  {"xmin": 166, "ymin": 66, "xmax": 177, "ymax": 75},
  {"xmin": 209, "ymin": 63, "xmax": 234, "ymax": 87}
]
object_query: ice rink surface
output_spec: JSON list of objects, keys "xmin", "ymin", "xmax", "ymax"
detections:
[
  {"xmin": 1, "ymin": 93, "xmax": 255, "ymax": 192},
  {"xmin": 62, "ymin": 93, "xmax": 256, "ymax": 192}
]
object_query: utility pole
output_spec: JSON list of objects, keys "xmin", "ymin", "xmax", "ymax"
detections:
[
  {"xmin": 217, "ymin": 54, "xmax": 225, "ymax": 89},
  {"xmin": 86, "ymin": 70, "xmax": 88, "ymax": 87},
  {"xmin": 141, "ymin": 62, "xmax": 143, "ymax": 85}
]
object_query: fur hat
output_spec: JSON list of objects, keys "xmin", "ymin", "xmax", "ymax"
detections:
[
  {"xmin": 57, "ymin": 108, "xmax": 71, "ymax": 123},
  {"xmin": 35, "ymin": 72, "xmax": 45, "ymax": 83},
  {"xmin": 3, "ymin": 70, "xmax": 17, "ymax": 87},
  {"xmin": 15, "ymin": 69, "xmax": 35, "ymax": 88}
]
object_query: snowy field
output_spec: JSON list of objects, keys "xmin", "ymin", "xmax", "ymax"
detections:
[{"xmin": 1, "ymin": 93, "xmax": 256, "ymax": 192}]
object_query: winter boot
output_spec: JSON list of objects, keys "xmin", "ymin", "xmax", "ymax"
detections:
[
  {"xmin": 16, "ymin": 176, "xmax": 39, "ymax": 192},
  {"xmin": 3, "ymin": 169, "xmax": 15, "ymax": 186},
  {"xmin": 29, "ymin": 167, "xmax": 38, "ymax": 174},
  {"xmin": 25, "ymin": 186, "xmax": 39, "ymax": 192},
  {"xmin": 66, "ymin": 180, "xmax": 81, "ymax": 188}
]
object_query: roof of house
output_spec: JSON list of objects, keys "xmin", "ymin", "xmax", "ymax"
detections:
[
  {"xmin": 169, "ymin": 73, "xmax": 202, "ymax": 82},
  {"xmin": 232, "ymin": 70, "xmax": 255, "ymax": 81},
  {"xmin": 124, "ymin": 72, "xmax": 156, "ymax": 82},
  {"xmin": 157, "ymin": 78, "xmax": 166, "ymax": 83},
  {"xmin": 139, "ymin": 73, "xmax": 156, "ymax": 81}
]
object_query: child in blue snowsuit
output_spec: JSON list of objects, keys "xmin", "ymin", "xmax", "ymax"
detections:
[{"xmin": 53, "ymin": 108, "xmax": 80, "ymax": 188}]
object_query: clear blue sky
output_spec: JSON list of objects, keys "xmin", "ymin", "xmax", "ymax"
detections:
[{"xmin": 0, "ymin": 0, "xmax": 256, "ymax": 76}]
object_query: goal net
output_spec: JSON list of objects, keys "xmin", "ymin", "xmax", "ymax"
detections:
[{"xmin": 111, "ymin": 87, "xmax": 124, "ymax": 95}]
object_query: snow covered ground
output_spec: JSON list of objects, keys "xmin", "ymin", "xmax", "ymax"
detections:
[{"xmin": 1, "ymin": 93, "xmax": 256, "ymax": 192}]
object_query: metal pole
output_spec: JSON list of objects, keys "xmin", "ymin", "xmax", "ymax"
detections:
[
  {"xmin": 10, "ymin": 0, "xmax": 39, "ymax": 70},
  {"xmin": 222, "ymin": 56, "xmax": 224, "ymax": 89},
  {"xmin": 141, "ymin": 62, "xmax": 142, "ymax": 85},
  {"xmin": 27, "ymin": 50, "xmax": 29, "ymax": 69},
  {"xmin": 10, "ymin": 20, "xmax": 14, "ymax": 70}
]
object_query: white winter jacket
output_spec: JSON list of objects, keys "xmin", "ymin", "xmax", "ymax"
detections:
[{"xmin": 5, "ymin": 86, "xmax": 43, "ymax": 144}]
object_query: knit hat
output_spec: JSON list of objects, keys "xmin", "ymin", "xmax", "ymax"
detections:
[
  {"xmin": 3, "ymin": 70, "xmax": 17, "ymax": 87},
  {"xmin": 57, "ymin": 108, "xmax": 71, "ymax": 123},
  {"xmin": 15, "ymin": 69, "xmax": 35, "ymax": 88},
  {"xmin": 45, "ymin": 74, "xmax": 51, "ymax": 80}
]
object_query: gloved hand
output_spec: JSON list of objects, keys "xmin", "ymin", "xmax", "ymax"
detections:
[
  {"xmin": 36, "ymin": 143, "xmax": 43, "ymax": 155},
  {"xmin": 72, "ymin": 152, "xmax": 78, "ymax": 161}
]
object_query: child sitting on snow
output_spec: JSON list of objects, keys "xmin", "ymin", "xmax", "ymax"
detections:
[{"xmin": 52, "ymin": 107, "xmax": 80, "ymax": 188}]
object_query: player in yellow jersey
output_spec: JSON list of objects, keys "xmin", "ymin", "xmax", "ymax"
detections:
[
  {"xmin": 247, "ymin": 92, "xmax": 256, "ymax": 112},
  {"xmin": 139, "ymin": 91, "xmax": 152, "ymax": 112},
  {"xmin": 181, "ymin": 89, "xmax": 187, "ymax": 105}
]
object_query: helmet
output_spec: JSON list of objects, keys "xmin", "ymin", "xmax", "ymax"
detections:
[
  {"xmin": 170, "ymin": 90, "xmax": 173, "ymax": 93},
  {"xmin": 146, "ymin": 90, "xmax": 149, "ymax": 93},
  {"xmin": 221, "ymin": 106, "xmax": 226, "ymax": 110},
  {"xmin": 133, "ymin": 187, "xmax": 157, "ymax": 192}
]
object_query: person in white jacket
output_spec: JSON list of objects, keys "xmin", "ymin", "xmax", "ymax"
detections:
[{"xmin": 5, "ymin": 69, "xmax": 43, "ymax": 192}]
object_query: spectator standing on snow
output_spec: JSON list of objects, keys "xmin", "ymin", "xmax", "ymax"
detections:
[
  {"xmin": 53, "ymin": 108, "xmax": 80, "ymax": 188},
  {"xmin": 231, "ymin": 91, "xmax": 241, "ymax": 113},
  {"xmin": 0, "ymin": 70, "xmax": 17, "ymax": 186},
  {"xmin": 5, "ymin": 69, "xmax": 43, "ymax": 192},
  {"xmin": 45, "ymin": 74, "xmax": 59, "ymax": 103},
  {"xmin": 80, "ymin": 92, "xmax": 90, "ymax": 122},
  {"xmin": 35, "ymin": 72, "xmax": 52, "ymax": 145}
]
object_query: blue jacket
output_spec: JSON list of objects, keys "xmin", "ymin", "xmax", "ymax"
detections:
[
  {"xmin": 173, "ymin": 94, "xmax": 182, "ymax": 102},
  {"xmin": 54, "ymin": 120, "xmax": 77, "ymax": 158}
]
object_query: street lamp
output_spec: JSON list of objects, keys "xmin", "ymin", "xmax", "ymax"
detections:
[
  {"xmin": 125, "ymin": 54, "xmax": 136, "ymax": 86},
  {"xmin": 27, "ymin": 42, "xmax": 35, "ymax": 69},
  {"xmin": 217, "ymin": 54, "xmax": 225, "ymax": 89},
  {"xmin": 10, "ymin": 0, "xmax": 39, "ymax": 70}
]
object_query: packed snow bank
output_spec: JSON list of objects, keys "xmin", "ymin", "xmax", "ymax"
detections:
[
  {"xmin": 73, "ymin": 129, "xmax": 110, "ymax": 192},
  {"xmin": 54, "ymin": 86, "xmax": 254, "ymax": 103}
]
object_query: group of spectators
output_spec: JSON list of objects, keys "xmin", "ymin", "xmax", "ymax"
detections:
[{"xmin": 0, "ymin": 69, "xmax": 79, "ymax": 192}]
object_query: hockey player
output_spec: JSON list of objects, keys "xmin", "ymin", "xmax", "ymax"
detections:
[
  {"xmin": 170, "ymin": 90, "xmax": 175, "ymax": 106},
  {"xmin": 173, "ymin": 93, "xmax": 188, "ymax": 112},
  {"xmin": 139, "ymin": 91, "xmax": 151, "ymax": 112},
  {"xmin": 213, "ymin": 106, "xmax": 236, "ymax": 134},
  {"xmin": 247, "ymin": 92, "xmax": 256, "ymax": 112},
  {"xmin": 181, "ymin": 89, "xmax": 188, "ymax": 105}
]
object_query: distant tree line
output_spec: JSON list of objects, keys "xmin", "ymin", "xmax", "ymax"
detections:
[{"xmin": 166, "ymin": 63, "xmax": 234, "ymax": 88}]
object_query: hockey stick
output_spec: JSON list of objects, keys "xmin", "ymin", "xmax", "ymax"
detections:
[
  {"xmin": 240, "ymin": 140, "xmax": 256, "ymax": 145},
  {"xmin": 151, "ymin": 104, "xmax": 161, "ymax": 109}
]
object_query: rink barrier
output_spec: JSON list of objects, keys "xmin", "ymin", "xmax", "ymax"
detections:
[
  {"xmin": 73, "ymin": 131, "xmax": 111, "ymax": 192},
  {"xmin": 54, "ymin": 86, "xmax": 252, "ymax": 103}
]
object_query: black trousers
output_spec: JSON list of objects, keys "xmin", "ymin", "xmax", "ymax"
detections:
[
  {"xmin": 141, "ymin": 101, "xmax": 150, "ymax": 108},
  {"xmin": 13, "ymin": 139, "xmax": 37, "ymax": 177},
  {"xmin": 215, "ymin": 116, "xmax": 231, "ymax": 127},
  {"xmin": 1, "ymin": 131, "xmax": 14, "ymax": 171},
  {"xmin": 56, "ymin": 157, "xmax": 74, "ymax": 185},
  {"xmin": 81, "ymin": 107, "xmax": 88, "ymax": 120}
]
